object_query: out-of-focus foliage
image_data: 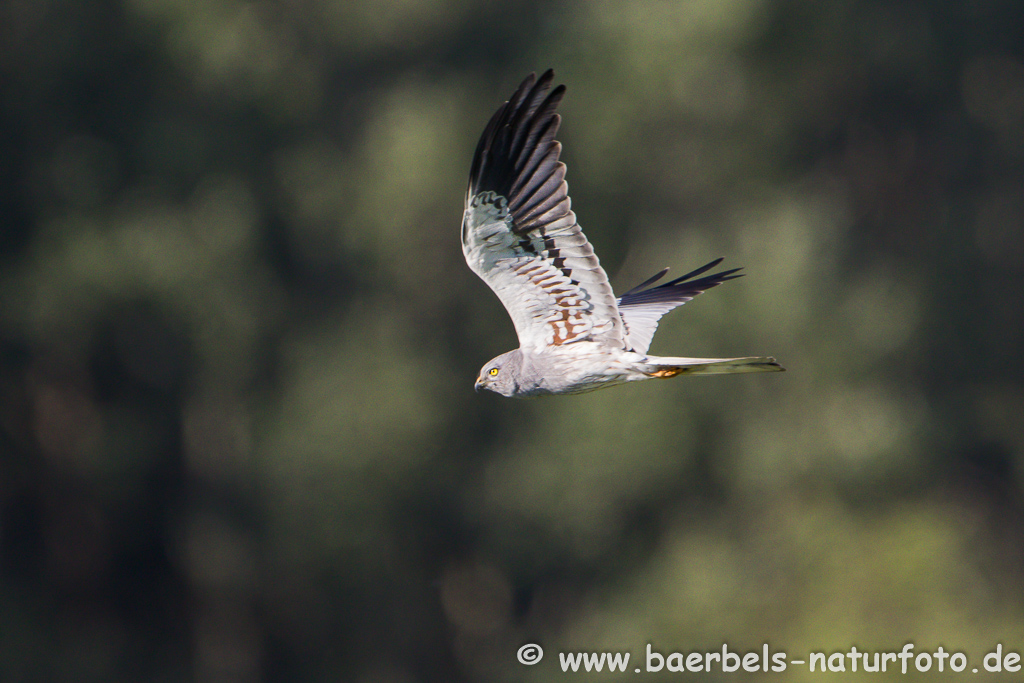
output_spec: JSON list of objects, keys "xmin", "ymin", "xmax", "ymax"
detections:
[{"xmin": 2, "ymin": 0, "xmax": 1023, "ymax": 681}]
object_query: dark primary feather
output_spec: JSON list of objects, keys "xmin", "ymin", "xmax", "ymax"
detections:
[
  {"xmin": 618, "ymin": 257, "xmax": 743, "ymax": 308},
  {"xmin": 467, "ymin": 70, "xmax": 570, "ymax": 235}
]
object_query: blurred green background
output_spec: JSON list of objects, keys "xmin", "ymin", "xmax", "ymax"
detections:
[{"xmin": 2, "ymin": 0, "xmax": 1024, "ymax": 681}]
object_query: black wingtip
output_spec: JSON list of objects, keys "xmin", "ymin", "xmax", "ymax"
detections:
[
  {"xmin": 663, "ymin": 257, "xmax": 745, "ymax": 287},
  {"xmin": 468, "ymin": 70, "xmax": 572, "ymax": 234},
  {"xmin": 619, "ymin": 268, "xmax": 670, "ymax": 298},
  {"xmin": 669, "ymin": 257, "xmax": 726, "ymax": 283},
  {"xmin": 536, "ymin": 68, "xmax": 556, "ymax": 86},
  {"xmin": 618, "ymin": 258, "xmax": 750, "ymax": 307}
]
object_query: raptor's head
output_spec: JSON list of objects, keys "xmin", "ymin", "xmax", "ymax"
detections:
[{"xmin": 474, "ymin": 350, "xmax": 524, "ymax": 397}]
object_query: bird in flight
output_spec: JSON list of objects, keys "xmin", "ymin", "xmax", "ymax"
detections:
[{"xmin": 463, "ymin": 70, "xmax": 783, "ymax": 397}]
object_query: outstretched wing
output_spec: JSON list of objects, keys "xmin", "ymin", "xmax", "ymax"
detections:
[
  {"xmin": 617, "ymin": 258, "xmax": 742, "ymax": 354},
  {"xmin": 462, "ymin": 70, "xmax": 625, "ymax": 353}
]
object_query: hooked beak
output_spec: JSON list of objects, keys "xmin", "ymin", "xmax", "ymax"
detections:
[{"xmin": 474, "ymin": 377, "xmax": 484, "ymax": 392}]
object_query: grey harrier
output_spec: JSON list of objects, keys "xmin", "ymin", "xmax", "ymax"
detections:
[{"xmin": 464, "ymin": 70, "xmax": 783, "ymax": 397}]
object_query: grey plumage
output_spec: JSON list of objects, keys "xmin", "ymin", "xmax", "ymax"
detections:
[{"xmin": 464, "ymin": 70, "xmax": 783, "ymax": 398}]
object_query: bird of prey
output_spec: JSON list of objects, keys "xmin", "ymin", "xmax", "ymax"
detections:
[{"xmin": 463, "ymin": 70, "xmax": 783, "ymax": 397}]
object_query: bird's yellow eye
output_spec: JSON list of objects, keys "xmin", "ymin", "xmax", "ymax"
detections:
[{"xmin": 488, "ymin": 368, "xmax": 499, "ymax": 376}]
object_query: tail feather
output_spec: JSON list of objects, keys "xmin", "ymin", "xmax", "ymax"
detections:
[{"xmin": 643, "ymin": 355, "xmax": 784, "ymax": 378}]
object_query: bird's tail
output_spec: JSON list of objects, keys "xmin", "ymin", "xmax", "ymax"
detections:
[{"xmin": 642, "ymin": 355, "xmax": 784, "ymax": 378}]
